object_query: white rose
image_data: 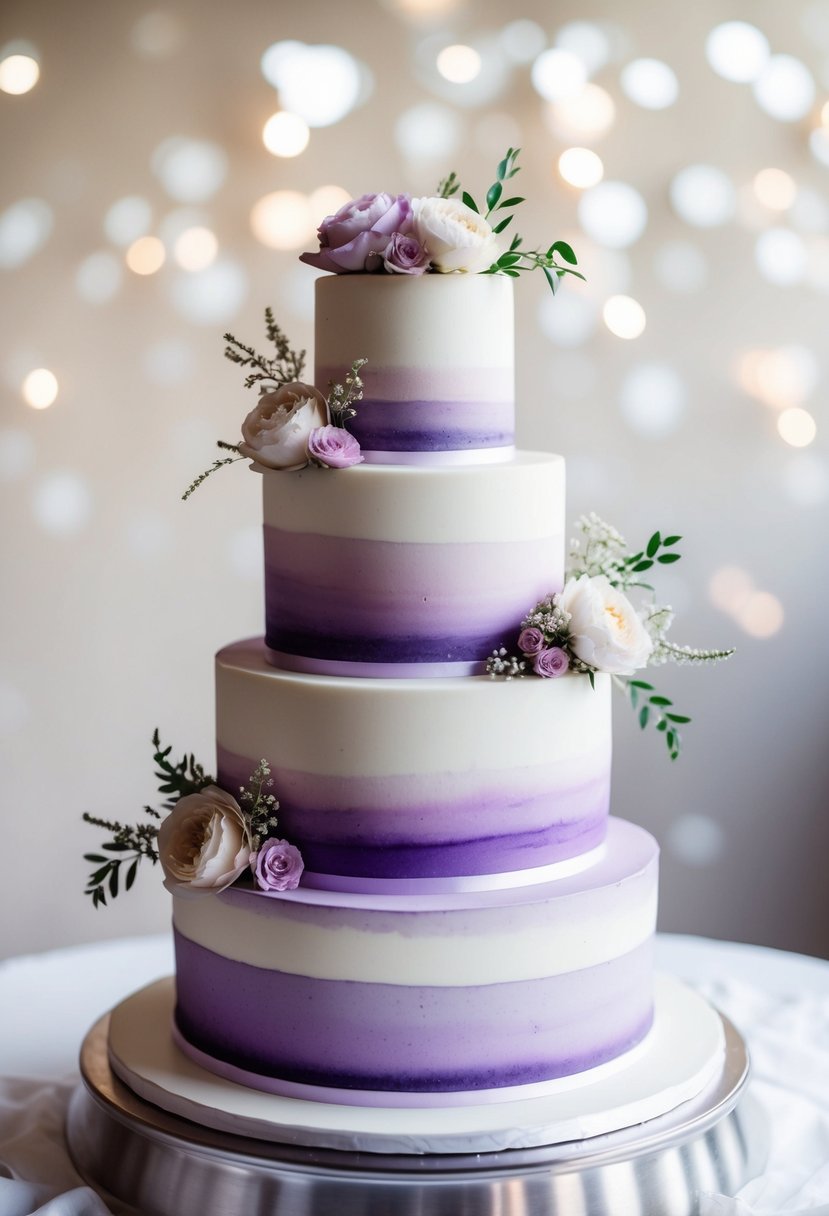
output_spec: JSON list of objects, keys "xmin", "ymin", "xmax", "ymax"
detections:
[
  {"xmin": 559, "ymin": 575, "xmax": 653, "ymax": 676},
  {"xmin": 158, "ymin": 785, "xmax": 251, "ymax": 898},
  {"xmin": 412, "ymin": 196, "xmax": 499, "ymax": 274},
  {"xmin": 239, "ymin": 382, "xmax": 327, "ymax": 471}
]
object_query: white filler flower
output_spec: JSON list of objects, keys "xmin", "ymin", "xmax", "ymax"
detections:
[
  {"xmin": 559, "ymin": 574, "xmax": 654, "ymax": 676},
  {"xmin": 412, "ymin": 196, "xmax": 500, "ymax": 273}
]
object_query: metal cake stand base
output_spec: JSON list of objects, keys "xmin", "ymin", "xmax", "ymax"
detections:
[{"xmin": 66, "ymin": 1004, "xmax": 765, "ymax": 1216}]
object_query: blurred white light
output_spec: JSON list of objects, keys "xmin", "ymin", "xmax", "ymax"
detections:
[
  {"xmin": 603, "ymin": 295, "xmax": 646, "ymax": 339},
  {"xmin": 170, "ymin": 257, "xmax": 248, "ymax": 325},
  {"xmin": 777, "ymin": 407, "xmax": 817, "ymax": 447},
  {"xmin": 753, "ymin": 55, "xmax": 815, "ymax": 122},
  {"xmin": 578, "ymin": 181, "xmax": 647, "ymax": 249},
  {"xmin": 126, "ymin": 235, "xmax": 166, "ymax": 275},
  {"xmin": 670, "ymin": 165, "xmax": 735, "ymax": 228},
  {"xmin": 808, "ymin": 127, "xmax": 829, "ymax": 168},
  {"xmin": 0, "ymin": 683, "xmax": 30, "ymax": 737},
  {"xmin": 173, "ymin": 226, "xmax": 218, "ymax": 270},
  {"xmin": 263, "ymin": 111, "xmax": 310, "ymax": 158},
  {"xmin": 158, "ymin": 207, "xmax": 208, "ymax": 248},
  {"xmin": 0, "ymin": 198, "xmax": 53, "ymax": 269},
  {"xmin": 709, "ymin": 566, "xmax": 755, "ymax": 615},
  {"xmin": 33, "ymin": 472, "xmax": 92, "ymax": 534},
  {"xmin": 309, "ymin": 185, "xmax": 352, "ymax": 224},
  {"xmin": 75, "ymin": 251, "xmax": 123, "ymax": 304},
  {"xmin": 558, "ymin": 147, "xmax": 603, "ymax": 189},
  {"xmin": 738, "ymin": 345, "xmax": 819, "ymax": 408},
  {"xmin": 667, "ymin": 815, "xmax": 725, "ymax": 868},
  {"xmin": 142, "ymin": 340, "xmax": 196, "ymax": 386},
  {"xmin": 382, "ymin": 0, "xmax": 463, "ymax": 18},
  {"xmin": 531, "ymin": 48, "xmax": 588, "ymax": 102},
  {"xmin": 0, "ymin": 430, "xmax": 35, "ymax": 481},
  {"xmin": 705, "ymin": 22, "xmax": 769, "ymax": 83},
  {"xmin": 228, "ymin": 525, "xmax": 263, "ymax": 581},
  {"xmin": 620, "ymin": 58, "xmax": 678, "ymax": 109},
  {"xmin": 152, "ymin": 137, "xmax": 227, "ymax": 203},
  {"xmin": 737, "ymin": 591, "xmax": 784, "ymax": 638},
  {"xmin": 620, "ymin": 363, "xmax": 687, "ymax": 437},
  {"xmin": 555, "ymin": 21, "xmax": 611, "ymax": 74},
  {"xmin": 790, "ymin": 187, "xmax": 829, "ymax": 234},
  {"xmin": 261, "ymin": 42, "xmax": 364, "ymax": 127},
  {"xmin": 127, "ymin": 511, "xmax": 173, "ymax": 558},
  {"xmin": 538, "ymin": 290, "xmax": 597, "ymax": 347},
  {"xmin": 437, "ymin": 44, "xmax": 481, "ymax": 83},
  {"xmin": 781, "ymin": 452, "xmax": 829, "ymax": 506},
  {"xmin": 250, "ymin": 191, "xmax": 315, "ymax": 250},
  {"xmin": 652, "ymin": 241, "xmax": 708, "ymax": 294},
  {"xmin": 131, "ymin": 11, "xmax": 183, "ymax": 57},
  {"xmin": 395, "ymin": 102, "xmax": 462, "ymax": 160},
  {"xmin": 0, "ymin": 53, "xmax": 39, "ymax": 94},
  {"xmin": 500, "ymin": 20, "xmax": 546, "ymax": 63},
  {"xmin": 104, "ymin": 196, "xmax": 153, "ymax": 246},
  {"xmin": 754, "ymin": 228, "xmax": 807, "ymax": 286},
  {"xmin": 545, "ymin": 84, "xmax": 616, "ymax": 140},
  {"xmin": 22, "ymin": 368, "xmax": 58, "ymax": 410},
  {"xmin": 753, "ymin": 168, "xmax": 797, "ymax": 211}
]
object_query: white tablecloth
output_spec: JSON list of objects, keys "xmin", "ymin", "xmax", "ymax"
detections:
[{"xmin": 0, "ymin": 933, "xmax": 827, "ymax": 1215}]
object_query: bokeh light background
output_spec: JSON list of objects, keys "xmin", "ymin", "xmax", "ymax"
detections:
[{"xmin": 2, "ymin": 0, "xmax": 828, "ymax": 958}]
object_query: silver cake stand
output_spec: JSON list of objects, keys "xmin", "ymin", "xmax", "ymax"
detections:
[{"xmin": 66, "ymin": 1006, "xmax": 765, "ymax": 1216}]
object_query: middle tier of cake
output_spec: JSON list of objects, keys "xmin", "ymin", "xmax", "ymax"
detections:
[{"xmin": 217, "ymin": 639, "xmax": 612, "ymax": 891}]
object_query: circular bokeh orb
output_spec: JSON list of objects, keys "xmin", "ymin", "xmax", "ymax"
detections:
[
  {"xmin": 0, "ymin": 53, "xmax": 40, "ymax": 95},
  {"xmin": 126, "ymin": 236, "xmax": 165, "ymax": 276},
  {"xmin": 499, "ymin": 19, "xmax": 546, "ymax": 64},
  {"xmin": 705, "ymin": 21, "xmax": 769, "ymax": 83},
  {"xmin": 0, "ymin": 199, "xmax": 53, "ymax": 269},
  {"xmin": 558, "ymin": 147, "xmax": 604, "ymax": 189},
  {"xmin": 781, "ymin": 451, "xmax": 829, "ymax": 506},
  {"xmin": 555, "ymin": 21, "xmax": 612, "ymax": 75},
  {"xmin": 250, "ymin": 191, "xmax": 315, "ymax": 250},
  {"xmin": 777, "ymin": 407, "xmax": 817, "ymax": 447},
  {"xmin": 670, "ymin": 165, "xmax": 736, "ymax": 228},
  {"xmin": 173, "ymin": 226, "xmax": 219, "ymax": 271},
  {"xmin": 603, "ymin": 295, "xmax": 646, "ymax": 340},
  {"xmin": 620, "ymin": 58, "xmax": 679, "ymax": 109},
  {"xmin": 753, "ymin": 168, "xmax": 797, "ymax": 212},
  {"xmin": 104, "ymin": 196, "xmax": 153, "ymax": 246},
  {"xmin": 261, "ymin": 42, "xmax": 364, "ymax": 127},
  {"xmin": 169, "ymin": 257, "xmax": 248, "ymax": 325},
  {"xmin": 33, "ymin": 472, "xmax": 92, "ymax": 534},
  {"xmin": 709, "ymin": 565, "xmax": 755, "ymax": 615},
  {"xmin": 666, "ymin": 814, "xmax": 725, "ymax": 867},
  {"xmin": 620, "ymin": 363, "xmax": 687, "ymax": 437},
  {"xmin": 652, "ymin": 241, "xmax": 709, "ymax": 293},
  {"xmin": 263, "ymin": 111, "xmax": 310, "ymax": 158},
  {"xmin": 753, "ymin": 55, "xmax": 815, "ymax": 121},
  {"xmin": 531, "ymin": 48, "xmax": 588, "ymax": 102},
  {"xmin": 75, "ymin": 252, "xmax": 122, "ymax": 304},
  {"xmin": 152, "ymin": 137, "xmax": 228, "ymax": 204},
  {"xmin": 22, "ymin": 369, "xmax": 58, "ymax": 410},
  {"xmin": 737, "ymin": 591, "xmax": 784, "ymax": 638},
  {"xmin": 578, "ymin": 181, "xmax": 647, "ymax": 248},
  {"xmin": 538, "ymin": 289, "xmax": 597, "ymax": 347},
  {"xmin": 545, "ymin": 83, "xmax": 616, "ymax": 141},
  {"xmin": 754, "ymin": 228, "xmax": 807, "ymax": 286},
  {"xmin": 395, "ymin": 102, "xmax": 462, "ymax": 160}
]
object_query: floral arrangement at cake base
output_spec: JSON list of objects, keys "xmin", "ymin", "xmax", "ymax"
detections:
[{"xmin": 486, "ymin": 514, "xmax": 734, "ymax": 759}]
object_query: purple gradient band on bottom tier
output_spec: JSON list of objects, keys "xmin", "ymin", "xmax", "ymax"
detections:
[
  {"xmin": 216, "ymin": 744, "xmax": 610, "ymax": 884},
  {"xmin": 172, "ymin": 931, "xmax": 654, "ymax": 1098}
]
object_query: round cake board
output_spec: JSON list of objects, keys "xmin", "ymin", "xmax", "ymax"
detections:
[{"xmin": 107, "ymin": 972, "xmax": 725, "ymax": 1155}]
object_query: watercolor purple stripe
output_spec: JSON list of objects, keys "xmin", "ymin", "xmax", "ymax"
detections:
[
  {"xmin": 173, "ymin": 931, "xmax": 654, "ymax": 1096},
  {"xmin": 216, "ymin": 744, "xmax": 611, "ymax": 883},
  {"xmin": 263, "ymin": 526, "xmax": 563, "ymax": 667},
  {"xmin": 316, "ymin": 364, "xmax": 513, "ymax": 404},
  {"xmin": 345, "ymin": 399, "xmax": 514, "ymax": 453}
]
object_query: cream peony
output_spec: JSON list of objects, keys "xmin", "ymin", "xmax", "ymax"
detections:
[
  {"xmin": 158, "ymin": 785, "xmax": 251, "ymax": 898},
  {"xmin": 559, "ymin": 575, "xmax": 653, "ymax": 676},
  {"xmin": 412, "ymin": 196, "xmax": 499, "ymax": 274},
  {"xmin": 239, "ymin": 382, "xmax": 327, "ymax": 471}
]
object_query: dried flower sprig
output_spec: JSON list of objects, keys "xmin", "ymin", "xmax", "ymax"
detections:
[
  {"xmin": 223, "ymin": 307, "xmax": 306, "ymax": 391},
  {"xmin": 238, "ymin": 758, "xmax": 281, "ymax": 852}
]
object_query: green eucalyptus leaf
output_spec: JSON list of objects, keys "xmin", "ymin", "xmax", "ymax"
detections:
[
  {"xmin": 109, "ymin": 866, "xmax": 119, "ymax": 899},
  {"xmin": 629, "ymin": 687, "xmax": 639, "ymax": 708},
  {"xmin": 631, "ymin": 559, "xmax": 653, "ymax": 573},
  {"xmin": 462, "ymin": 191, "xmax": 479, "ymax": 213},
  {"xmin": 649, "ymin": 695, "xmax": 673, "ymax": 706},
  {"xmin": 509, "ymin": 234, "xmax": 523, "ymax": 251},
  {"xmin": 630, "ymin": 680, "xmax": 654, "ymax": 690},
  {"xmin": 126, "ymin": 858, "xmax": 139, "ymax": 891},
  {"xmin": 492, "ymin": 215, "xmax": 513, "ymax": 234},
  {"xmin": 639, "ymin": 706, "xmax": 650, "ymax": 730},
  {"xmin": 542, "ymin": 265, "xmax": 559, "ymax": 295},
  {"xmin": 550, "ymin": 240, "xmax": 578, "ymax": 265},
  {"xmin": 666, "ymin": 713, "xmax": 691, "ymax": 724},
  {"xmin": 657, "ymin": 553, "xmax": 682, "ymax": 564},
  {"xmin": 83, "ymin": 854, "xmax": 107, "ymax": 863},
  {"xmin": 646, "ymin": 532, "xmax": 661, "ymax": 557},
  {"xmin": 498, "ymin": 252, "xmax": 521, "ymax": 266},
  {"xmin": 501, "ymin": 268, "xmax": 520, "ymax": 277},
  {"xmin": 657, "ymin": 719, "xmax": 668, "ymax": 731},
  {"xmin": 499, "ymin": 196, "xmax": 525, "ymax": 208},
  {"xmin": 663, "ymin": 535, "xmax": 682, "ymax": 545},
  {"xmin": 486, "ymin": 181, "xmax": 503, "ymax": 211},
  {"xmin": 102, "ymin": 842, "xmax": 131, "ymax": 852},
  {"xmin": 90, "ymin": 864, "xmax": 112, "ymax": 885}
]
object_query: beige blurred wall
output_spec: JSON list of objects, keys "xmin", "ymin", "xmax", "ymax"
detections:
[{"xmin": 2, "ymin": 0, "xmax": 828, "ymax": 959}]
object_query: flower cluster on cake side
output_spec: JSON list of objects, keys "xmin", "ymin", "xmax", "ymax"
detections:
[{"xmin": 487, "ymin": 514, "xmax": 734, "ymax": 759}]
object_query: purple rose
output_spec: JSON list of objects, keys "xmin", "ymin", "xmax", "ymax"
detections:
[
  {"xmin": 383, "ymin": 232, "xmax": 431, "ymax": 275},
  {"xmin": 307, "ymin": 425, "xmax": 364, "ymax": 469},
  {"xmin": 252, "ymin": 838, "xmax": 304, "ymax": 892},
  {"xmin": 533, "ymin": 647, "xmax": 569, "ymax": 678},
  {"xmin": 300, "ymin": 193, "xmax": 413, "ymax": 273},
  {"xmin": 518, "ymin": 626, "xmax": 545, "ymax": 656}
]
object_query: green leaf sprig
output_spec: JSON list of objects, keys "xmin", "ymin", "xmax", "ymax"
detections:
[
  {"xmin": 626, "ymin": 679, "xmax": 691, "ymax": 761},
  {"xmin": 442, "ymin": 148, "xmax": 585, "ymax": 294}
]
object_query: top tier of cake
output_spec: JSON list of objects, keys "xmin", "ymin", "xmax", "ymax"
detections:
[{"xmin": 314, "ymin": 274, "xmax": 515, "ymax": 462}]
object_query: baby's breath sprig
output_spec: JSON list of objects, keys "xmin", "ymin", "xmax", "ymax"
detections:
[
  {"xmin": 485, "ymin": 648, "xmax": 526, "ymax": 679},
  {"xmin": 238, "ymin": 758, "xmax": 281, "ymax": 851},
  {"xmin": 328, "ymin": 357, "xmax": 368, "ymax": 428},
  {"xmin": 224, "ymin": 307, "xmax": 306, "ymax": 391}
]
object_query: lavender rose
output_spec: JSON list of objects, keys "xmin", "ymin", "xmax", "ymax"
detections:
[
  {"xmin": 158, "ymin": 786, "xmax": 251, "ymax": 899},
  {"xmin": 300, "ymin": 193, "xmax": 414, "ymax": 273},
  {"xmin": 518, "ymin": 626, "xmax": 545, "ymax": 656},
  {"xmin": 252, "ymin": 838, "xmax": 305, "ymax": 892},
  {"xmin": 533, "ymin": 647, "xmax": 570, "ymax": 678},
  {"xmin": 383, "ymin": 232, "xmax": 431, "ymax": 275},
  {"xmin": 239, "ymin": 382, "xmax": 327, "ymax": 471},
  {"xmin": 307, "ymin": 424, "xmax": 363, "ymax": 469}
]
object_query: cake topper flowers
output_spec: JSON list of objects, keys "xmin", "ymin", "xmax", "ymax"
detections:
[
  {"xmin": 182, "ymin": 310, "xmax": 366, "ymax": 498},
  {"xmin": 487, "ymin": 514, "xmax": 735, "ymax": 759},
  {"xmin": 81, "ymin": 731, "xmax": 303, "ymax": 905},
  {"xmin": 300, "ymin": 148, "xmax": 584, "ymax": 295}
]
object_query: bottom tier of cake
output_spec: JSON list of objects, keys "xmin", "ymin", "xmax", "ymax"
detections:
[{"xmin": 171, "ymin": 817, "xmax": 658, "ymax": 1106}]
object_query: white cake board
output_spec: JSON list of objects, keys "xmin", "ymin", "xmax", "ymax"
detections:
[{"xmin": 107, "ymin": 973, "xmax": 724, "ymax": 1155}]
